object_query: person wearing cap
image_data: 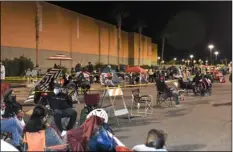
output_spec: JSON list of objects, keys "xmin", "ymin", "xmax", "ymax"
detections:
[
  {"xmin": 46, "ymin": 84, "xmax": 77, "ymax": 136},
  {"xmin": 0, "ymin": 62, "xmax": 5, "ymax": 82}
]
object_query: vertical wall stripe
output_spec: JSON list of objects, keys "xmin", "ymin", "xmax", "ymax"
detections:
[{"xmin": 77, "ymin": 16, "xmax": 79, "ymax": 39}]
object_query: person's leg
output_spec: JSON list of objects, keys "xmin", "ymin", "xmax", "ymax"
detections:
[
  {"xmin": 172, "ymin": 90, "xmax": 180, "ymax": 105},
  {"xmin": 61, "ymin": 108, "xmax": 77, "ymax": 130},
  {"xmin": 53, "ymin": 109, "xmax": 63, "ymax": 132},
  {"xmin": 45, "ymin": 127, "xmax": 64, "ymax": 147},
  {"xmin": 0, "ymin": 118, "xmax": 22, "ymax": 146}
]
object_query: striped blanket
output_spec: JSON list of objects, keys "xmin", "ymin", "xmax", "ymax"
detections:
[{"xmin": 24, "ymin": 69, "xmax": 62, "ymax": 103}]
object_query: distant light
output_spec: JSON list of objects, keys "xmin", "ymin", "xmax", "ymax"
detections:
[
  {"xmin": 206, "ymin": 60, "xmax": 208, "ymax": 63},
  {"xmin": 190, "ymin": 55, "xmax": 194, "ymax": 59},
  {"xmin": 208, "ymin": 44, "xmax": 214, "ymax": 49},
  {"xmin": 158, "ymin": 56, "xmax": 161, "ymax": 60},
  {"xmin": 161, "ymin": 60, "xmax": 165, "ymax": 63},
  {"xmin": 174, "ymin": 58, "xmax": 177, "ymax": 61},
  {"xmin": 182, "ymin": 59, "xmax": 185, "ymax": 62},
  {"xmin": 214, "ymin": 51, "xmax": 219, "ymax": 55}
]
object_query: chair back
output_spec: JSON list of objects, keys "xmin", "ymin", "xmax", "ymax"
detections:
[
  {"xmin": 24, "ymin": 130, "xmax": 46, "ymax": 151},
  {"xmin": 84, "ymin": 93, "xmax": 100, "ymax": 106},
  {"xmin": 132, "ymin": 89, "xmax": 141, "ymax": 103}
]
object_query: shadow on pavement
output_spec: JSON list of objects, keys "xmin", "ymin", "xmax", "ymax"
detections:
[
  {"xmin": 168, "ymin": 144, "xmax": 206, "ymax": 151},
  {"xmin": 110, "ymin": 117, "xmax": 160, "ymax": 129},
  {"xmin": 164, "ymin": 108, "xmax": 191, "ymax": 118},
  {"xmin": 117, "ymin": 136, "xmax": 130, "ymax": 140}
]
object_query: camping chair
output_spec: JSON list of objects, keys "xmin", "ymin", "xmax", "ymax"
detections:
[
  {"xmin": 23, "ymin": 130, "xmax": 71, "ymax": 151},
  {"xmin": 84, "ymin": 93, "xmax": 101, "ymax": 108},
  {"xmin": 178, "ymin": 78, "xmax": 193, "ymax": 95},
  {"xmin": 131, "ymin": 89, "xmax": 153, "ymax": 116},
  {"xmin": 155, "ymin": 80, "xmax": 173, "ymax": 107}
]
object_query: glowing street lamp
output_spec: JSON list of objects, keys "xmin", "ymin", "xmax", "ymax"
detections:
[
  {"xmin": 161, "ymin": 60, "xmax": 165, "ymax": 64},
  {"xmin": 182, "ymin": 59, "xmax": 185, "ymax": 62},
  {"xmin": 208, "ymin": 44, "xmax": 214, "ymax": 65},
  {"xmin": 174, "ymin": 58, "xmax": 177, "ymax": 61},
  {"xmin": 158, "ymin": 56, "xmax": 160, "ymax": 60},
  {"xmin": 214, "ymin": 51, "xmax": 219, "ymax": 60},
  {"xmin": 190, "ymin": 55, "xmax": 194, "ymax": 59}
]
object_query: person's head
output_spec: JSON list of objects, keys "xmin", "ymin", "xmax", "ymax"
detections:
[
  {"xmin": 24, "ymin": 105, "xmax": 48, "ymax": 132},
  {"xmin": 145, "ymin": 129, "xmax": 167, "ymax": 149},
  {"xmin": 108, "ymin": 76, "xmax": 112, "ymax": 80},
  {"xmin": 30, "ymin": 105, "xmax": 47, "ymax": 119}
]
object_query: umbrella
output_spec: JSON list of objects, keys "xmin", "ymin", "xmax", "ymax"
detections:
[
  {"xmin": 125, "ymin": 66, "xmax": 147, "ymax": 74},
  {"xmin": 47, "ymin": 54, "xmax": 72, "ymax": 66}
]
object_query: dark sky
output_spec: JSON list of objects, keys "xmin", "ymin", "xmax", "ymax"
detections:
[{"xmin": 49, "ymin": 1, "xmax": 232, "ymax": 61}]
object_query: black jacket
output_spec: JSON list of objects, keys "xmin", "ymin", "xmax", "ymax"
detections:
[{"xmin": 47, "ymin": 93, "xmax": 73, "ymax": 110}]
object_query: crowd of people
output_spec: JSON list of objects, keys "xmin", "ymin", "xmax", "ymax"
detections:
[
  {"xmin": 1, "ymin": 85, "xmax": 168, "ymax": 151},
  {"xmin": 1, "ymin": 60, "xmax": 232, "ymax": 151}
]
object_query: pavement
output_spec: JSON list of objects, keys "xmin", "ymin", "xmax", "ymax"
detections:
[{"xmin": 12, "ymin": 75, "xmax": 232, "ymax": 151}]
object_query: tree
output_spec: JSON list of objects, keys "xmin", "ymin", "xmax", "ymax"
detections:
[
  {"xmin": 111, "ymin": 4, "xmax": 129, "ymax": 68},
  {"xmin": 133, "ymin": 19, "xmax": 147, "ymax": 66},
  {"xmin": 160, "ymin": 32, "xmax": 175, "ymax": 63},
  {"xmin": 35, "ymin": 2, "xmax": 40, "ymax": 67}
]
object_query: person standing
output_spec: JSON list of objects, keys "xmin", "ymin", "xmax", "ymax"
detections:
[{"xmin": 0, "ymin": 62, "xmax": 5, "ymax": 83}]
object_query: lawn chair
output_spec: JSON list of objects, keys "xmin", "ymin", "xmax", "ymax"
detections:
[
  {"xmin": 155, "ymin": 79, "xmax": 173, "ymax": 107},
  {"xmin": 23, "ymin": 130, "xmax": 71, "ymax": 151},
  {"xmin": 79, "ymin": 93, "xmax": 101, "ymax": 125},
  {"xmin": 177, "ymin": 78, "xmax": 193, "ymax": 95},
  {"xmin": 131, "ymin": 89, "xmax": 153, "ymax": 116}
]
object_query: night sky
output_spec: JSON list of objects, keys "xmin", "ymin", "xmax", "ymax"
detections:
[{"xmin": 49, "ymin": 1, "xmax": 232, "ymax": 62}]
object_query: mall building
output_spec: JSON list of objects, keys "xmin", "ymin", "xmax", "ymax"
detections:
[{"xmin": 1, "ymin": 1, "xmax": 158, "ymax": 69}]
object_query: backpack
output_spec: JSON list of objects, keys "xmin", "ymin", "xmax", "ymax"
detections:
[{"xmin": 79, "ymin": 105, "xmax": 97, "ymax": 125}]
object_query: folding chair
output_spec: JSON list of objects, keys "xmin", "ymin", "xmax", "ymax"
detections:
[
  {"xmin": 23, "ymin": 130, "xmax": 71, "ymax": 152},
  {"xmin": 84, "ymin": 93, "xmax": 101, "ymax": 107},
  {"xmin": 131, "ymin": 89, "xmax": 153, "ymax": 116},
  {"xmin": 155, "ymin": 80, "xmax": 173, "ymax": 107}
]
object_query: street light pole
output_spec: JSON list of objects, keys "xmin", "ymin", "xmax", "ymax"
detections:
[
  {"xmin": 208, "ymin": 44, "xmax": 214, "ymax": 65},
  {"xmin": 214, "ymin": 51, "xmax": 219, "ymax": 60},
  {"xmin": 157, "ymin": 56, "xmax": 160, "ymax": 66},
  {"xmin": 189, "ymin": 55, "xmax": 194, "ymax": 66},
  {"xmin": 174, "ymin": 57, "xmax": 177, "ymax": 65}
]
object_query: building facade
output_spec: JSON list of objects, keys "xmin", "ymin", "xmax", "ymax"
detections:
[{"xmin": 1, "ymin": 1, "xmax": 158, "ymax": 68}]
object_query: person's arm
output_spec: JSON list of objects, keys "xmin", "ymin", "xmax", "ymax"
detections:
[{"xmin": 65, "ymin": 94, "xmax": 73, "ymax": 107}]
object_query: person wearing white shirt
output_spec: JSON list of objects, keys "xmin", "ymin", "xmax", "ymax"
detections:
[
  {"xmin": 0, "ymin": 62, "xmax": 5, "ymax": 81},
  {"xmin": 132, "ymin": 129, "xmax": 168, "ymax": 152}
]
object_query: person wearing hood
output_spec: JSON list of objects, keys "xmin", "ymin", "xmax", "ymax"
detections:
[{"xmin": 46, "ymin": 84, "xmax": 77, "ymax": 136}]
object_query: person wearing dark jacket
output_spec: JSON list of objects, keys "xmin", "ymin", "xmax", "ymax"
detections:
[
  {"xmin": 87, "ymin": 62, "xmax": 94, "ymax": 73},
  {"xmin": 47, "ymin": 85, "xmax": 77, "ymax": 135}
]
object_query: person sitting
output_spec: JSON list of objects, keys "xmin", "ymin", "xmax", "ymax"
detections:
[
  {"xmin": 1, "ymin": 90, "xmax": 24, "ymax": 151},
  {"xmin": 105, "ymin": 76, "xmax": 115, "ymax": 87},
  {"xmin": 132, "ymin": 129, "xmax": 167, "ymax": 151},
  {"xmin": 47, "ymin": 85, "xmax": 77, "ymax": 136},
  {"xmin": 23, "ymin": 105, "xmax": 64, "ymax": 151},
  {"xmin": 156, "ymin": 77, "xmax": 182, "ymax": 107}
]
